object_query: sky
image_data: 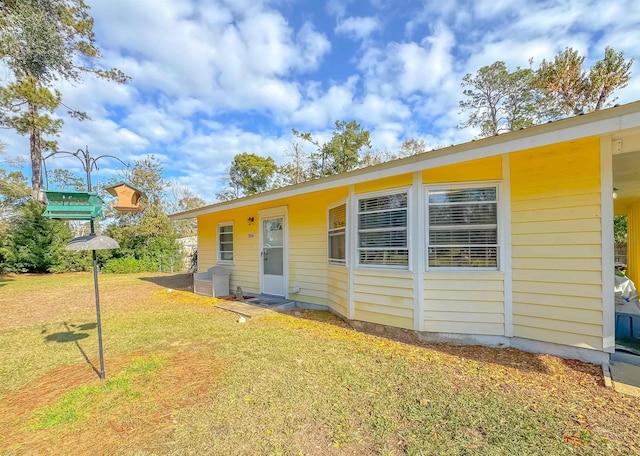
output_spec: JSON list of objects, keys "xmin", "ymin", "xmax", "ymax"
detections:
[{"xmin": 1, "ymin": 0, "xmax": 640, "ymax": 203}]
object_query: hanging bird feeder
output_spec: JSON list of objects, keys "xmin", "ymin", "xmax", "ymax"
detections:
[
  {"xmin": 104, "ymin": 182, "xmax": 145, "ymax": 212},
  {"xmin": 42, "ymin": 190, "xmax": 104, "ymax": 220}
]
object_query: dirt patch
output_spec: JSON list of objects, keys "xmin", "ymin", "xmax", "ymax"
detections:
[{"xmin": 0, "ymin": 345, "xmax": 224, "ymax": 455}]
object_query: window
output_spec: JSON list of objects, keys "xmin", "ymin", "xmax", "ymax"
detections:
[
  {"xmin": 328, "ymin": 203, "xmax": 346, "ymax": 265},
  {"xmin": 427, "ymin": 186, "xmax": 498, "ymax": 269},
  {"xmin": 218, "ymin": 223, "xmax": 233, "ymax": 263},
  {"xmin": 358, "ymin": 192, "xmax": 408, "ymax": 267}
]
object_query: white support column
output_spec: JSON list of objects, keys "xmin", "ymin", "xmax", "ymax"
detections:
[
  {"xmin": 412, "ymin": 172, "xmax": 425, "ymax": 331},
  {"xmin": 501, "ymin": 154, "xmax": 513, "ymax": 337},
  {"xmin": 347, "ymin": 185, "xmax": 356, "ymax": 320},
  {"xmin": 600, "ymin": 137, "xmax": 615, "ymax": 353}
]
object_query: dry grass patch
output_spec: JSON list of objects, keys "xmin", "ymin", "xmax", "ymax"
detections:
[
  {"xmin": 1, "ymin": 274, "xmax": 640, "ymax": 455},
  {"xmin": 1, "ymin": 347, "xmax": 224, "ymax": 455}
]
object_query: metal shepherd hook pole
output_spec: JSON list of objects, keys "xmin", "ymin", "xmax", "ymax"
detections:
[
  {"xmin": 45, "ymin": 146, "xmax": 127, "ymax": 380},
  {"xmin": 81, "ymin": 147, "xmax": 105, "ymax": 380}
]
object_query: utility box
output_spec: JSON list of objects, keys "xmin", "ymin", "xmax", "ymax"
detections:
[
  {"xmin": 616, "ymin": 313, "xmax": 640, "ymax": 340},
  {"xmin": 193, "ymin": 266, "xmax": 230, "ymax": 298},
  {"xmin": 42, "ymin": 191, "xmax": 104, "ymax": 220}
]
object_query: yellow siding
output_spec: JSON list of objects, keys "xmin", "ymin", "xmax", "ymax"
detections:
[
  {"xmin": 422, "ymin": 155, "xmax": 502, "ymax": 183},
  {"xmin": 197, "ymin": 186, "xmax": 348, "ymax": 301},
  {"xmin": 354, "ymin": 268, "xmax": 414, "ymax": 329},
  {"xmin": 510, "ymin": 138, "xmax": 604, "ymax": 350},
  {"xmin": 198, "ymin": 207, "xmax": 261, "ymax": 294},
  {"xmin": 627, "ymin": 201, "xmax": 640, "ymax": 285},
  {"xmin": 424, "ymin": 272, "xmax": 505, "ymax": 335},
  {"xmin": 287, "ymin": 192, "xmax": 329, "ymax": 305},
  {"xmin": 354, "ymin": 174, "xmax": 412, "ymax": 193},
  {"xmin": 328, "ymin": 265, "xmax": 348, "ymax": 317}
]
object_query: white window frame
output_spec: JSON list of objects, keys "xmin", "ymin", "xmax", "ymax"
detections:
[
  {"xmin": 328, "ymin": 201, "xmax": 347, "ymax": 266},
  {"xmin": 217, "ymin": 221, "xmax": 234, "ymax": 264},
  {"xmin": 425, "ymin": 182, "xmax": 500, "ymax": 271},
  {"xmin": 356, "ymin": 188, "xmax": 410, "ymax": 270}
]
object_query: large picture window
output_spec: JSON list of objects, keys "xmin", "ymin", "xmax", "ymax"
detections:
[
  {"xmin": 358, "ymin": 192, "xmax": 408, "ymax": 268},
  {"xmin": 328, "ymin": 203, "xmax": 346, "ymax": 265},
  {"xmin": 218, "ymin": 223, "xmax": 234, "ymax": 263},
  {"xmin": 427, "ymin": 186, "xmax": 498, "ymax": 269}
]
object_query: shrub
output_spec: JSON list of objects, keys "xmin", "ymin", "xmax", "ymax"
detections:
[{"xmin": 102, "ymin": 257, "xmax": 160, "ymax": 274}]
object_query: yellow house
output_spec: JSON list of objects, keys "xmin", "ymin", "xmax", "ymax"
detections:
[{"xmin": 170, "ymin": 101, "xmax": 640, "ymax": 364}]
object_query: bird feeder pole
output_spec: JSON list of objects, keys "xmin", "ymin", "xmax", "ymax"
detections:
[{"xmin": 43, "ymin": 146, "xmax": 128, "ymax": 380}]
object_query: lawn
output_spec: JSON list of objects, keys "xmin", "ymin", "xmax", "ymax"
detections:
[{"xmin": 0, "ymin": 273, "xmax": 638, "ymax": 455}]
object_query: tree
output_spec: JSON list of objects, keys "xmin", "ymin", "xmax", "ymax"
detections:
[
  {"xmin": 398, "ymin": 138, "xmax": 428, "ymax": 157},
  {"xmin": 460, "ymin": 61, "xmax": 540, "ymax": 137},
  {"xmin": 47, "ymin": 168, "xmax": 85, "ymax": 191},
  {"xmin": 217, "ymin": 152, "xmax": 277, "ymax": 201},
  {"xmin": 120, "ymin": 155, "xmax": 165, "ymax": 208},
  {"xmin": 614, "ymin": 215, "xmax": 627, "ymax": 244},
  {"xmin": 293, "ymin": 120, "xmax": 371, "ymax": 178},
  {"xmin": 106, "ymin": 156, "xmax": 182, "ymax": 271},
  {"xmin": 0, "ymin": 200, "xmax": 84, "ymax": 273},
  {"xmin": 0, "ymin": 0, "xmax": 128, "ymax": 201},
  {"xmin": 0, "ymin": 165, "xmax": 30, "ymax": 236},
  {"xmin": 167, "ymin": 181, "xmax": 205, "ymax": 237},
  {"xmin": 536, "ymin": 47, "xmax": 633, "ymax": 115},
  {"xmin": 276, "ymin": 140, "xmax": 309, "ymax": 187}
]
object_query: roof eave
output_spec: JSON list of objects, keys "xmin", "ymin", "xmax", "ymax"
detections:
[{"xmin": 170, "ymin": 101, "xmax": 640, "ymax": 221}]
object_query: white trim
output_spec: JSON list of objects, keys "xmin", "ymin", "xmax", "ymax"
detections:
[
  {"xmin": 347, "ymin": 185, "xmax": 356, "ymax": 320},
  {"xmin": 355, "ymin": 186, "xmax": 411, "ymax": 269},
  {"xmin": 412, "ymin": 172, "xmax": 425, "ymax": 331},
  {"xmin": 501, "ymin": 155, "xmax": 513, "ymax": 338},
  {"xmin": 424, "ymin": 181, "xmax": 501, "ymax": 271},
  {"xmin": 600, "ymin": 136, "xmax": 615, "ymax": 353},
  {"xmin": 327, "ymin": 200, "xmax": 347, "ymax": 266},
  {"xmin": 258, "ymin": 206, "xmax": 288, "ymax": 298},
  {"xmin": 216, "ymin": 221, "xmax": 234, "ymax": 265},
  {"xmin": 171, "ymin": 105, "xmax": 640, "ymax": 221},
  {"xmin": 259, "ymin": 206, "xmax": 288, "ymax": 218}
]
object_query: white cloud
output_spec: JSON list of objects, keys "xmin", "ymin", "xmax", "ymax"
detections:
[
  {"xmin": 351, "ymin": 94, "xmax": 410, "ymax": 125},
  {"xmin": 326, "ymin": 0, "xmax": 351, "ymax": 19},
  {"xmin": 359, "ymin": 24, "xmax": 455, "ymax": 96},
  {"xmin": 335, "ymin": 16, "xmax": 380, "ymax": 40},
  {"xmin": 173, "ymin": 126, "xmax": 291, "ymax": 201},
  {"xmin": 123, "ymin": 104, "xmax": 190, "ymax": 144},
  {"xmin": 295, "ymin": 22, "xmax": 332, "ymax": 71},
  {"xmin": 290, "ymin": 77, "xmax": 359, "ymax": 128},
  {"xmin": 87, "ymin": 0, "xmax": 329, "ymax": 113},
  {"xmin": 3, "ymin": 0, "xmax": 639, "ymax": 205}
]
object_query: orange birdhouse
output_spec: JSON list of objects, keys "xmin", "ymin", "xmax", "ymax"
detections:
[{"xmin": 104, "ymin": 182, "xmax": 145, "ymax": 212}]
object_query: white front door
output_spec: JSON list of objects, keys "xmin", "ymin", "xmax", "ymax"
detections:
[{"xmin": 261, "ymin": 216, "xmax": 286, "ymax": 296}]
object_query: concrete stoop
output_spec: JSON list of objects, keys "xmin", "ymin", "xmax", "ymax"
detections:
[{"xmin": 215, "ymin": 295, "xmax": 324, "ymax": 319}]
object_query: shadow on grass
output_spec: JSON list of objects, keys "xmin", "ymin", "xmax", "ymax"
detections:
[
  {"xmin": 0, "ymin": 275, "xmax": 14, "ymax": 288},
  {"xmin": 44, "ymin": 322, "xmax": 100, "ymax": 378},
  {"xmin": 139, "ymin": 273, "xmax": 192, "ymax": 291},
  {"xmin": 286, "ymin": 310, "xmax": 555, "ymax": 374}
]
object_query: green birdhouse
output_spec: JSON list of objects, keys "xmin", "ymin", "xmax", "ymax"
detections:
[{"xmin": 42, "ymin": 191, "xmax": 104, "ymax": 220}]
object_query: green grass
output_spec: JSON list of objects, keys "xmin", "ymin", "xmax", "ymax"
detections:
[
  {"xmin": 29, "ymin": 355, "xmax": 163, "ymax": 430},
  {"xmin": 1, "ymin": 273, "xmax": 639, "ymax": 455}
]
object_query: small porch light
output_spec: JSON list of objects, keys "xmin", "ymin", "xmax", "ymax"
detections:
[{"xmin": 613, "ymin": 187, "xmax": 619, "ymax": 199}]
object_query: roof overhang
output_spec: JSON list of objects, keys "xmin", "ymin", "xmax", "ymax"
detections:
[{"xmin": 170, "ymin": 101, "xmax": 640, "ymax": 221}]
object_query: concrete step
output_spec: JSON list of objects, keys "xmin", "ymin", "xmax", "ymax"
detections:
[{"xmin": 609, "ymin": 361, "xmax": 640, "ymax": 397}]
